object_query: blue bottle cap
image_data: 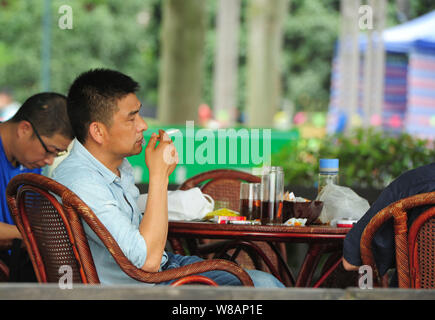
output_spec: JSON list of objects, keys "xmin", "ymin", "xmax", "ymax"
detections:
[{"xmin": 319, "ymin": 158, "xmax": 339, "ymax": 169}]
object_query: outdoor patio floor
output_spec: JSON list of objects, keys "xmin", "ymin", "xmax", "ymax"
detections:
[{"xmin": 1, "ymin": 283, "xmax": 434, "ymax": 300}]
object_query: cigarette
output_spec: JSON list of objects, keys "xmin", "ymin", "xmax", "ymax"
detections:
[
  {"xmin": 227, "ymin": 220, "xmax": 260, "ymax": 225},
  {"xmin": 157, "ymin": 128, "xmax": 180, "ymax": 138},
  {"xmin": 142, "ymin": 129, "xmax": 180, "ymax": 146}
]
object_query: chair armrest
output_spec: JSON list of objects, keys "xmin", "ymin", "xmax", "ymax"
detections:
[
  {"xmin": 170, "ymin": 275, "xmax": 218, "ymax": 286},
  {"xmin": 123, "ymin": 258, "xmax": 254, "ymax": 286}
]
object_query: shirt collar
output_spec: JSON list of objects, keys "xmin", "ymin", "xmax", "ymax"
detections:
[{"xmin": 71, "ymin": 139, "xmax": 129, "ymax": 185}]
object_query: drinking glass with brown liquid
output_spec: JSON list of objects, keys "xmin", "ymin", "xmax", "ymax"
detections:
[
  {"xmin": 260, "ymin": 167, "xmax": 284, "ymax": 225},
  {"xmin": 239, "ymin": 183, "xmax": 261, "ymax": 220}
]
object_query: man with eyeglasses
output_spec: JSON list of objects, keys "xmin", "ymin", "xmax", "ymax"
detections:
[{"xmin": 0, "ymin": 92, "xmax": 74, "ymax": 281}]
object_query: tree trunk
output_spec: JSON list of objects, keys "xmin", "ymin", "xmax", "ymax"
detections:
[
  {"xmin": 245, "ymin": 0, "xmax": 289, "ymax": 128},
  {"xmin": 337, "ymin": 0, "xmax": 360, "ymax": 132},
  {"xmin": 362, "ymin": 0, "xmax": 386, "ymax": 127},
  {"xmin": 213, "ymin": 0, "xmax": 241, "ymax": 127},
  {"xmin": 395, "ymin": 0, "xmax": 410, "ymax": 22},
  {"xmin": 158, "ymin": 0, "xmax": 206, "ymax": 124},
  {"xmin": 371, "ymin": 0, "xmax": 386, "ymax": 123}
]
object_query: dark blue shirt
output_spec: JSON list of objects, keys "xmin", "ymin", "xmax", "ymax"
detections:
[
  {"xmin": 343, "ymin": 163, "xmax": 435, "ymax": 277},
  {"xmin": 0, "ymin": 136, "xmax": 41, "ymax": 225}
]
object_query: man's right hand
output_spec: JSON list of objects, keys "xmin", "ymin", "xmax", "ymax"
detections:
[
  {"xmin": 342, "ymin": 257, "xmax": 359, "ymax": 271},
  {"xmin": 145, "ymin": 129, "xmax": 178, "ymax": 181}
]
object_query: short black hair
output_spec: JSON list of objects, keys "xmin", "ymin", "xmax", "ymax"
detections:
[
  {"xmin": 67, "ymin": 68, "xmax": 139, "ymax": 143},
  {"xmin": 11, "ymin": 92, "xmax": 74, "ymax": 139}
]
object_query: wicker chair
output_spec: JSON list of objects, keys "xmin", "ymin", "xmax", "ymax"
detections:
[
  {"xmin": 0, "ymin": 258, "xmax": 9, "ymax": 282},
  {"xmin": 5, "ymin": 173, "xmax": 253, "ymax": 286},
  {"xmin": 360, "ymin": 191, "xmax": 435, "ymax": 288},
  {"xmin": 171, "ymin": 169, "xmax": 294, "ymax": 286},
  {"xmin": 0, "ymin": 240, "xmax": 12, "ymax": 282}
]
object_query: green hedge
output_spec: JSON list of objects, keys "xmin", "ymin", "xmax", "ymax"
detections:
[{"xmin": 272, "ymin": 128, "xmax": 435, "ymax": 190}]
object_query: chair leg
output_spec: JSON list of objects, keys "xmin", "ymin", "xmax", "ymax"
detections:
[
  {"xmin": 197, "ymin": 239, "xmax": 290, "ymax": 286},
  {"xmin": 320, "ymin": 250, "xmax": 343, "ymax": 274},
  {"xmin": 0, "ymin": 259, "xmax": 9, "ymax": 282},
  {"xmin": 214, "ymin": 241, "xmax": 263, "ymax": 270},
  {"xmin": 312, "ymin": 257, "xmax": 343, "ymax": 288},
  {"xmin": 168, "ymin": 238, "xmax": 187, "ymax": 255},
  {"xmin": 381, "ymin": 273, "xmax": 390, "ymax": 288}
]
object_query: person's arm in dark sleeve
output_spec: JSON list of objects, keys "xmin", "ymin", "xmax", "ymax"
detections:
[
  {"xmin": 343, "ymin": 163, "xmax": 435, "ymax": 273},
  {"xmin": 342, "ymin": 185, "xmax": 396, "ymax": 271}
]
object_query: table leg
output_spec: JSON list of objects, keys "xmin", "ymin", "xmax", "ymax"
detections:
[
  {"xmin": 207, "ymin": 240, "xmax": 288, "ymax": 285},
  {"xmin": 312, "ymin": 256, "xmax": 343, "ymax": 288},
  {"xmin": 296, "ymin": 242, "xmax": 344, "ymax": 287},
  {"xmin": 295, "ymin": 243, "xmax": 324, "ymax": 287},
  {"xmin": 168, "ymin": 238, "xmax": 187, "ymax": 255},
  {"xmin": 266, "ymin": 242, "xmax": 296, "ymax": 287}
]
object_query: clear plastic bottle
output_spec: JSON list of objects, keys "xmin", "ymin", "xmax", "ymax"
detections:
[{"xmin": 318, "ymin": 159, "xmax": 339, "ymax": 194}]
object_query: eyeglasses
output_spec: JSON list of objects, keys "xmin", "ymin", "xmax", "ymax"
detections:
[{"xmin": 24, "ymin": 118, "xmax": 68, "ymax": 158}]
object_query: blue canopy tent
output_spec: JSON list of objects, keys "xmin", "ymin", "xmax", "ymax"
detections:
[{"xmin": 328, "ymin": 10, "xmax": 435, "ymax": 139}]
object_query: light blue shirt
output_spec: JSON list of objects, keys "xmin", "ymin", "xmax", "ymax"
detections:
[{"xmin": 52, "ymin": 139, "xmax": 168, "ymax": 285}]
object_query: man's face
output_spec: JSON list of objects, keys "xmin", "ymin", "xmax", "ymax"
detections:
[
  {"xmin": 18, "ymin": 130, "xmax": 72, "ymax": 169},
  {"xmin": 105, "ymin": 93, "xmax": 148, "ymax": 158}
]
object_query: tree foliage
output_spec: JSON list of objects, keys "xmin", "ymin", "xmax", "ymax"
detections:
[
  {"xmin": 0, "ymin": 0, "xmax": 340, "ymax": 113},
  {"xmin": 0, "ymin": 0, "xmax": 161, "ymax": 106},
  {"xmin": 1, "ymin": 0, "xmax": 435, "ymax": 116},
  {"xmin": 282, "ymin": 0, "xmax": 340, "ymax": 113}
]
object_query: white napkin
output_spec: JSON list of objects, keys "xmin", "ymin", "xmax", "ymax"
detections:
[{"xmin": 137, "ymin": 187, "xmax": 215, "ymax": 221}]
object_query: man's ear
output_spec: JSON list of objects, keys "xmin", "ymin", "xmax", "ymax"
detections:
[
  {"xmin": 16, "ymin": 120, "xmax": 32, "ymax": 139},
  {"xmin": 88, "ymin": 122, "xmax": 105, "ymax": 144}
]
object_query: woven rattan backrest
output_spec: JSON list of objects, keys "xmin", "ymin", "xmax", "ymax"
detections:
[
  {"xmin": 409, "ymin": 206, "xmax": 435, "ymax": 288},
  {"xmin": 202, "ymin": 179, "xmax": 246, "ymax": 211},
  {"xmin": 361, "ymin": 192, "xmax": 435, "ymax": 288},
  {"xmin": 6, "ymin": 173, "xmax": 100, "ymax": 284},
  {"xmin": 179, "ymin": 169, "xmax": 261, "ymax": 211},
  {"xmin": 17, "ymin": 186, "xmax": 83, "ymax": 283},
  {"xmin": 417, "ymin": 218, "xmax": 435, "ymax": 288}
]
